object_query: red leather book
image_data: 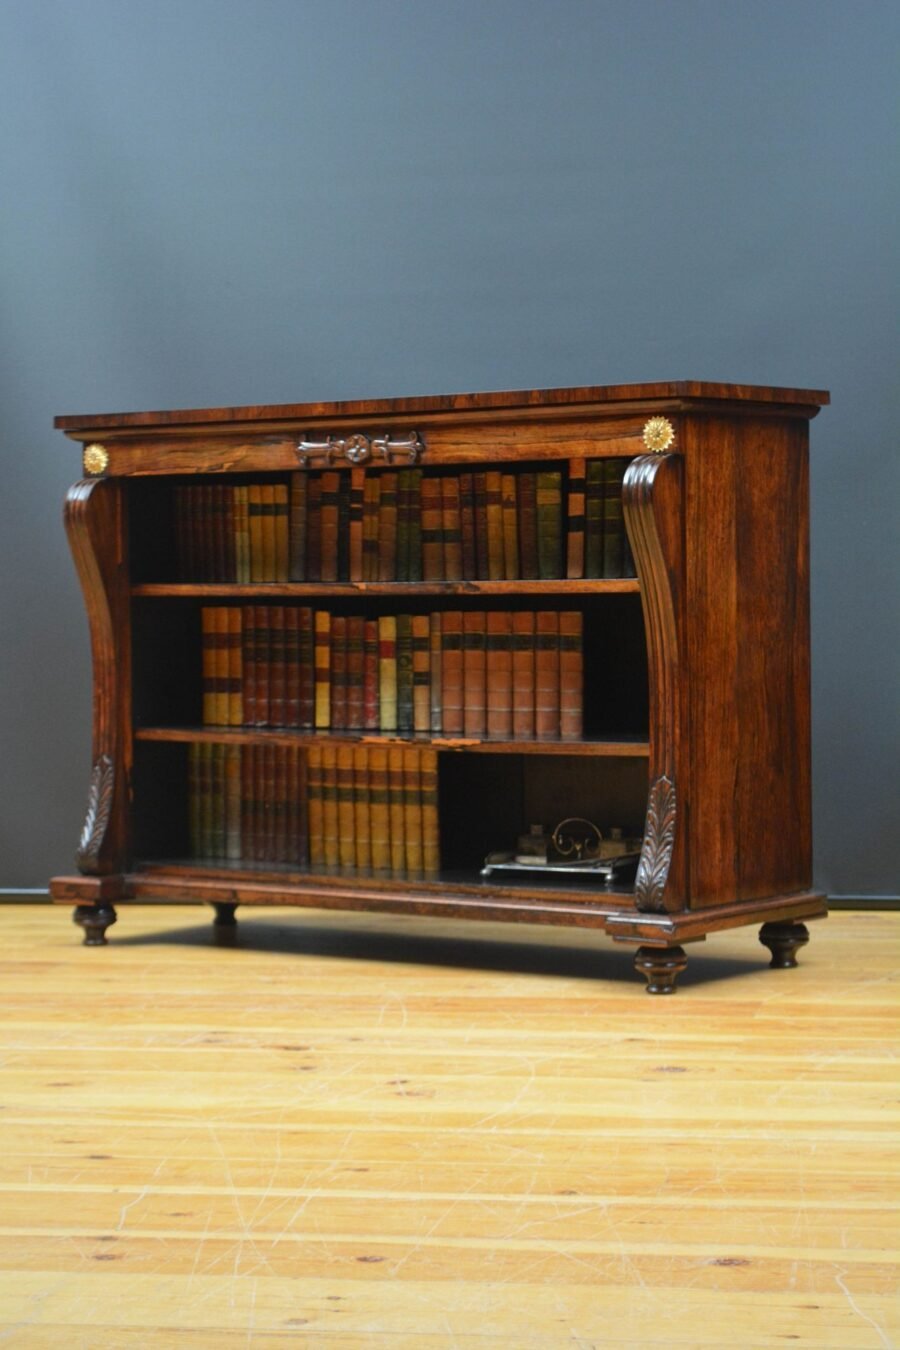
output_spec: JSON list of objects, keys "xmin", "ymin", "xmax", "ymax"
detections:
[
  {"xmin": 396, "ymin": 469, "xmax": 412, "ymax": 582},
  {"xmin": 253, "ymin": 605, "xmax": 271, "ymax": 727},
  {"xmin": 222, "ymin": 485, "xmax": 236, "ymax": 582},
  {"xmin": 486, "ymin": 610, "xmax": 513, "ymax": 740},
  {"xmin": 260, "ymin": 485, "xmax": 278, "ymax": 584},
  {"xmin": 319, "ymin": 471, "xmax": 341, "ymax": 583},
  {"xmin": 511, "ymin": 611, "xmax": 535, "ymax": 738},
  {"xmin": 411, "ymin": 614, "xmax": 431, "ymax": 734},
  {"xmin": 297, "ymin": 607, "xmax": 315, "ymax": 730},
  {"xmin": 458, "ymin": 473, "xmax": 477, "ymax": 580},
  {"xmin": 473, "ymin": 472, "xmax": 490, "ymax": 580},
  {"xmin": 440, "ymin": 611, "xmax": 464, "ymax": 735},
  {"xmin": 330, "ymin": 615, "xmax": 348, "ymax": 731},
  {"xmin": 336, "ymin": 473, "xmax": 351, "ymax": 582},
  {"xmin": 558, "ymin": 611, "xmax": 583, "ymax": 740},
  {"xmin": 284, "ymin": 606, "xmax": 301, "ymax": 728},
  {"xmin": 362, "ymin": 474, "xmax": 381, "ymax": 581},
  {"xmin": 441, "ymin": 476, "xmax": 463, "ymax": 582},
  {"xmin": 463, "ymin": 610, "xmax": 487, "ymax": 737},
  {"xmin": 313, "ymin": 609, "xmax": 331, "ymax": 730},
  {"xmin": 234, "ymin": 486, "xmax": 251, "ymax": 584},
  {"xmin": 501, "ymin": 475, "xmax": 520, "ymax": 579},
  {"xmin": 288, "ymin": 472, "xmax": 307, "ymax": 581},
  {"xmin": 566, "ymin": 458, "xmax": 586, "ymax": 579},
  {"xmin": 268, "ymin": 606, "xmax": 286, "ymax": 727},
  {"xmin": 345, "ymin": 615, "xmax": 366, "ymax": 730},
  {"xmin": 516, "ymin": 472, "xmax": 539, "ymax": 580},
  {"xmin": 348, "ymin": 468, "xmax": 365, "ymax": 582},
  {"xmin": 247, "ymin": 484, "xmax": 265, "ymax": 583},
  {"xmin": 241, "ymin": 605, "xmax": 257, "ymax": 726},
  {"xmin": 363, "ymin": 619, "xmax": 379, "ymax": 730},
  {"xmin": 534, "ymin": 610, "xmax": 560, "ymax": 739},
  {"xmin": 484, "ymin": 471, "xmax": 504, "ymax": 581}
]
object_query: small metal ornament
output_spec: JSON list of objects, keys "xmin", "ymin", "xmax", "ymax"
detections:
[
  {"xmin": 296, "ymin": 430, "xmax": 425, "ymax": 467},
  {"xmin": 83, "ymin": 443, "xmax": 109, "ymax": 475},
  {"xmin": 642, "ymin": 417, "xmax": 675, "ymax": 454}
]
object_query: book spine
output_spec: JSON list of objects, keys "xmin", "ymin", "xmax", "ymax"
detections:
[
  {"xmin": 486, "ymin": 610, "xmax": 513, "ymax": 740},
  {"xmin": 306, "ymin": 744, "xmax": 324, "ymax": 867},
  {"xmin": 212, "ymin": 485, "xmax": 228, "ymax": 583},
  {"xmin": 273, "ymin": 484, "xmax": 289, "ymax": 582},
  {"xmin": 320, "ymin": 743, "xmax": 339, "ymax": 867},
  {"xmin": 363, "ymin": 619, "xmax": 380, "ymax": 730},
  {"xmin": 345, "ymin": 616, "xmax": 366, "ymax": 730},
  {"xmin": 536, "ymin": 471, "xmax": 563, "ymax": 579},
  {"xmin": 377, "ymin": 615, "xmax": 398, "ymax": 732},
  {"xmin": 511, "ymin": 611, "xmax": 535, "ymax": 739},
  {"xmin": 319, "ymin": 471, "xmax": 340, "ymax": 583},
  {"xmin": 403, "ymin": 746, "xmax": 423, "ymax": 874},
  {"xmin": 288, "ymin": 473, "xmax": 307, "ymax": 581},
  {"xmin": 420, "ymin": 748, "xmax": 440, "ymax": 875},
  {"xmin": 273, "ymin": 744, "xmax": 288, "ymax": 862},
  {"xmin": 429, "ymin": 611, "xmax": 442, "ymax": 733},
  {"xmin": 211, "ymin": 743, "xmax": 227, "ymax": 857},
  {"xmin": 224, "ymin": 745, "xmax": 241, "ymax": 859},
  {"xmin": 420, "ymin": 475, "xmax": 443, "ymax": 581},
  {"xmin": 314, "ymin": 610, "xmax": 331, "ymax": 729},
  {"xmin": 348, "ymin": 468, "xmax": 365, "ymax": 582},
  {"xmin": 473, "ymin": 472, "xmax": 490, "ymax": 579},
  {"xmin": 534, "ymin": 610, "xmax": 560, "ymax": 739},
  {"xmin": 265, "ymin": 744, "xmax": 280, "ymax": 861},
  {"xmin": 395, "ymin": 614, "xmax": 414, "ymax": 734},
  {"xmin": 501, "ymin": 474, "xmax": 520, "ymax": 579},
  {"xmin": 200, "ymin": 484, "xmax": 216, "ymax": 581},
  {"xmin": 261, "ymin": 485, "xmax": 278, "ymax": 583},
  {"xmin": 396, "ymin": 469, "xmax": 411, "ymax": 583},
  {"xmin": 336, "ymin": 744, "xmax": 356, "ymax": 869},
  {"xmin": 558, "ymin": 611, "xmax": 583, "ymax": 740},
  {"xmin": 566, "ymin": 458, "xmax": 586, "ymax": 579},
  {"xmin": 336, "ymin": 473, "xmax": 351, "ymax": 582},
  {"xmin": 516, "ymin": 472, "xmax": 539, "ymax": 580},
  {"xmin": 441, "ymin": 476, "xmax": 463, "ymax": 582},
  {"xmin": 368, "ymin": 746, "xmax": 391, "ymax": 870},
  {"xmin": 212, "ymin": 607, "xmax": 230, "ymax": 725},
  {"xmin": 241, "ymin": 744, "xmax": 256, "ymax": 862},
  {"xmin": 241, "ymin": 606, "xmax": 257, "ymax": 726},
  {"xmin": 406, "ymin": 468, "xmax": 423, "ymax": 582},
  {"xmin": 602, "ymin": 459, "xmax": 626, "ymax": 577},
  {"xmin": 305, "ymin": 475, "xmax": 322, "ymax": 581},
  {"xmin": 330, "ymin": 615, "xmax": 348, "ymax": 731},
  {"xmin": 362, "ymin": 473, "xmax": 381, "ymax": 581},
  {"xmin": 440, "ymin": 611, "xmax": 464, "ymax": 735},
  {"xmin": 227, "ymin": 607, "xmax": 243, "ymax": 727},
  {"xmin": 485, "ymin": 471, "xmax": 504, "ymax": 581},
  {"xmin": 377, "ymin": 472, "xmax": 398, "ymax": 580},
  {"xmin": 268, "ymin": 606, "xmax": 285, "ymax": 727},
  {"xmin": 458, "ymin": 472, "xmax": 477, "ymax": 580},
  {"xmin": 297, "ymin": 607, "xmax": 315, "ymax": 729},
  {"xmin": 284, "ymin": 606, "xmax": 301, "ymax": 728},
  {"xmin": 463, "ymin": 610, "xmax": 487, "ymax": 737},
  {"xmin": 201, "ymin": 607, "xmax": 217, "ymax": 725},
  {"xmin": 254, "ymin": 606, "xmax": 270, "ymax": 727},
  {"xmin": 387, "ymin": 746, "xmax": 406, "ymax": 872},
  {"xmin": 224, "ymin": 487, "xmax": 237, "ymax": 582},
  {"xmin": 584, "ymin": 461, "xmax": 604, "ymax": 578},
  {"xmin": 411, "ymin": 614, "xmax": 431, "ymax": 734},
  {"xmin": 353, "ymin": 744, "xmax": 371, "ymax": 872}
]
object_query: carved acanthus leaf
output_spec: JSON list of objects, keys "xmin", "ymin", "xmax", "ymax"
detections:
[
  {"xmin": 635, "ymin": 775, "xmax": 677, "ymax": 912},
  {"xmin": 76, "ymin": 754, "xmax": 115, "ymax": 873}
]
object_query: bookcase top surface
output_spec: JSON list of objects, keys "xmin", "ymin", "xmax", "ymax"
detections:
[{"xmin": 55, "ymin": 380, "xmax": 829, "ymax": 434}]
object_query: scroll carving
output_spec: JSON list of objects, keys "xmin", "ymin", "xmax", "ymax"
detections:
[
  {"xmin": 76, "ymin": 754, "xmax": 115, "ymax": 873},
  {"xmin": 296, "ymin": 431, "xmax": 424, "ymax": 466},
  {"xmin": 634, "ymin": 775, "xmax": 677, "ymax": 912}
]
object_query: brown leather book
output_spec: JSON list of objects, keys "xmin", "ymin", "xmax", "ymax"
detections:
[
  {"xmin": 602, "ymin": 459, "xmax": 626, "ymax": 577},
  {"xmin": 377, "ymin": 615, "xmax": 398, "ymax": 732},
  {"xmin": 288, "ymin": 473, "xmax": 306, "ymax": 581},
  {"xmin": 306, "ymin": 744, "xmax": 324, "ymax": 867},
  {"xmin": 234, "ymin": 485, "xmax": 251, "ymax": 583},
  {"xmin": 485, "ymin": 471, "xmax": 504, "ymax": 581},
  {"xmin": 501, "ymin": 475, "xmax": 520, "ymax": 579},
  {"xmin": 260, "ymin": 744, "xmax": 276, "ymax": 861},
  {"xmin": 240, "ymin": 744, "xmax": 256, "ymax": 862},
  {"xmin": 353, "ymin": 744, "xmax": 372, "ymax": 872},
  {"xmin": 516, "ymin": 472, "xmax": 539, "ymax": 580},
  {"xmin": 226, "ymin": 607, "xmax": 243, "ymax": 727},
  {"xmin": 368, "ymin": 746, "xmax": 391, "ymax": 871},
  {"xmin": 558, "ymin": 611, "xmax": 583, "ymax": 740},
  {"xmin": 363, "ymin": 619, "xmax": 379, "ymax": 730},
  {"xmin": 297, "ymin": 607, "xmax": 315, "ymax": 729},
  {"xmin": 284, "ymin": 606, "xmax": 301, "ymax": 728},
  {"xmin": 261, "ymin": 485, "xmax": 278, "ymax": 583},
  {"xmin": 420, "ymin": 747, "xmax": 440, "ymax": 875},
  {"xmin": 441, "ymin": 476, "xmax": 463, "ymax": 581},
  {"xmin": 201, "ymin": 607, "xmax": 218, "ymax": 725},
  {"xmin": 336, "ymin": 744, "xmax": 356, "ymax": 869},
  {"xmin": 429, "ymin": 612, "xmax": 443, "ymax": 733},
  {"xmin": 463, "ymin": 610, "xmax": 487, "ymax": 737},
  {"xmin": 412, "ymin": 614, "xmax": 431, "ymax": 734},
  {"xmin": 566, "ymin": 458, "xmax": 586, "ymax": 579},
  {"xmin": 584, "ymin": 460, "xmax": 604, "ymax": 578},
  {"xmin": 305, "ymin": 474, "xmax": 322, "ymax": 582},
  {"xmin": 248, "ymin": 484, "xmax": 265, "ymax": 582},
  {"xmin": 212, "ymin": 484, "xmax": 228, "ymax": 582},
  {"xmin": 319, "ymin": 471, "xmax": 341, "ymax": 583},
  {"xmin": 403, "ymin": 746, "xmax": 423, "ymax": 873},
  {"xmin": 377, "ymin": 472, "xmax": 398, "ymax": 580},
  {"xmin": 396, "ymin": 469, "xmax": 412, "ymax": 582},
  {"xmin": 336, "ymin": 473, "xmax": 351, "ymax": 581},
  {"xmin": 440, "ymin": 611, "xmax": 464, "ymax": 735},
  {"xmin": 387, "ymin": 745, "xmax": 406, "ymax": 873},
  {"xmin": 486, "ymin": 610, "xmax": 513, "ymax": 740},
  {"xmin": 225, "ymin": 745, "xmax": 242, "ymax": 860},
  {"xmin": 362, "ymin": 473, "xmax": 381, "ymax": 581},
  {"xmin": 274, "ymin": 484, "xmax": 289, "ymax": 582},
  {"xmin": 511, "ymin": 611, "xmax": 535, "ymax": 738},
  {"xmin": 534, "ymin": 610, "xmax": 560, "ymax": 739},
  {"xmin": 268, "ymin": 606, "xmax": 286, "ymax": 727},
  {"xmin": 420, "ymin": 474, "xmax": 443, "ymax": 581},
  {"xmin": 348, "ymin": 468, "xmax": 365, "ymax": 582},
  {"xmin": 345, "ymin": 616, "xmax": 366, "ymax": 730},
  {"xmin": 253, "ymin": 605, "xmax": 271, "ymax": 727},
  {"xmin": 273, "ymin": 744, "xmax": 288, "ymax": 862},
  {"xmin": 313, "ymin": 609, "xmax": 331, "ymax": 730},
  {"xmin": 473, "ymin": 472, "xmax": 490, "ymax": 579},
  {"xmin": 241, "ymin": 605, "xmax": 257, "ymax": 726},
  {"xmin": 330, "ymin": 615, "xmax": 348, "ymax": 731},
  {"xmin": 287, "ymin": 747, "xmax": 307, "ymax": 866},
  {"xmin": 458, "ymin": 472, "xmax": 477, "ymax": 580},
  {"xmin": 321, "ymin": 743, "xmax": 340, "ymax": 867}
]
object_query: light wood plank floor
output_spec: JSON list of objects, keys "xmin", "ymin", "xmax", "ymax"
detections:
[{"xmin": 0, "ymin": 903, "xmax": 897, "ymax": 1348}]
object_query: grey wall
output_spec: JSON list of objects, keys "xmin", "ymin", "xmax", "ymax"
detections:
[{"xmin": 1, "ymin": 0, "xmax": 897, "ymax": 897}]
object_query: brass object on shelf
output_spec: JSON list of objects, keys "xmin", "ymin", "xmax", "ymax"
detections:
[
  {"xmin": 642, "ymin": 417, "xmax": 675, "ymax": 454},
  {"xmin": 83, "ymin": 444, "xmax": 109, "ymax": 476}
]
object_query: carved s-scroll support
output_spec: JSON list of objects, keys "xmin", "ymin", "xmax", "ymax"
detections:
[
  {"xmin": 65, "ymin": 479, "xmax": 131, "ymax": 876},
  {"xmin": 622, "ymin": 452, "xmax": 685, "ymax": 913}
]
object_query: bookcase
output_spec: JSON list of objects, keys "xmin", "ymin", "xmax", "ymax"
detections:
[{"xmin": 50, "ymin": 381, "xmax": 829, "ymax": 992}]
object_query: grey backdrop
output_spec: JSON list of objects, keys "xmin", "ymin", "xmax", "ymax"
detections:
[{"xmin": 1, "ymin": 0, "xmax": 897, "ymax": 898}]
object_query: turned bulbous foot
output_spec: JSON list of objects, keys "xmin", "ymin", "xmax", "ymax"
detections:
[
  {"xmin": 759, "ymin": 921, "xmax": 810, "ymax": 968},
  {"xmin": 634, "ymin": 945, "xmax": 688, "ymax": 994},
  {"xmin": 73, "ymin": 904, "xmax": 117, "ymax": 946}
]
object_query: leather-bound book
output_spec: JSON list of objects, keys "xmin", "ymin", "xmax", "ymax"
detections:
[
  {"xmin": 486, "ymin": 610, "xmax": 513, "ymax": 740},
  {"xmin": 223, "ymin": 486, "xmax": 237, "ymax": 582},
  {"xmin": 396, "ymin": 469, "xmax": 412, "ymax": 582},
  {"xmin": 213, "ymin": 607, "xmax": 232, "ymax": 726},
  {"xmin": 240, "ymin": 744, "xmax": 256, "ymax": 863},
  {"xmin": 336, "ymin": 473, "xmax": 351, "ymax": 582},
  {"xmin": 263, "ymin": 745, "xmax": 279, "ymax": 861},
  {"xmin": 368, "ymin": 746, "xmax": 391, "ymax": 871},
  {"xmin": 363, "ymin": 619, "xmax": 379, "ymax": 730},
  {"xmin": 210, "ymin": 743, "xmax": 227, "ymax": 858},
  {"xmin": 602, "ymin": 459, "xmax": 626, "ymax": 577},
  {"xmin": 377, "ymin": 615, "xmax": 398, "ymax": 732},
  {"xmin": 484, "ymin": 471, "xmax": 504, "ymax": 581},
  {"xmin": 362, "ymin": 473, "xmax": 381, "ymax": 581},
  {"xmin": 336, "ymin": 744, "xmax": 357, "ymax": 869},
  {"xmin": 212, "ymin": 484, "xmax": 228, "ymax": 582},
  {"xmin": 584, "ymin": 460, "xmax": 604, "ymax": 578},
  {"xmin": 420, "ymin": 475, "xmax": 443, "ymax": 581},
  {"xmin": 248, "ymin": 484, "xmax": 265, "ymax": 583},
  {"xmin": 345, "ymin": 615, "xmax": 366, "ymax": 730},
  {"xmin": 420, "ymin": 747, "xmax": 440, "ymax": 875},
  {"xmin": 305, "ymin": 474, "xmax": 322, "ymax": 582},
  {"xmin": 352, "ymin": 744, "xmax": 372, "ymax": 872},
  {"xmin": 188, "ymin": 743, "xmax": 202, "ymax": 856},
  {"xmin": 441, "ymin": 476, "xmax": 463, "ymax": 582},
  {"xmin": 387, "ymin": 745, "xmax": 406, "ymax": 873},
  {"xmin": 429, "ymin": 612, "xmax": 442, "ymax": 733},
  {"xmin": 284, "ymin": 606, "xmax": 301, "ymax": 728},
  {"xmin": 558, "ymin": 612, "xmax": 583, "ymax": 740},
  {"xmin": 458, "ymin": 472, "xmax": 477, "ymax": 580},
  {"xmin": 406, "ymin": 468, "xmax": 423, "ymax": 583},
  {"xmin": 403, "ymin": 746, "xmax": 423, "ymax": 874},
  {"xmin": 288, "ymin": 472, "xmax": 306, "ymax": 581},
  {"xmin": 234, "ymin": 485, "xmax": 251, "ymax": 584},
  {"xmin": 440, "ymin": 611, "xmax": 464, "ymax": 734},
  {"xmin": 274, "ymin": 483, "xmax": 289, "ymax": 582},
  {"xmin": 297, "ymin": 607, "xmax": 315, "ymax": 729},
  {"xmin": 261, "ymin": 484, "xmax": 279, "ymax": 583},
  {"xmin": 313, "ymin": 609, "xmax": 331, "ymax": 730},
  {"xmin": 225, "ymin": 745, "xmax": 242, "ymax": 860},
  {"xmin": 241, "ymin": 606, "xmax": 257, "ymax": 726},
  {"xmin": 306, "ymin": 744, "xmax": 324, "ymax": 867},
  {"xmin": 396, "ymin": 614, "xmax": 414, "ymax": 734},
  {"xmin": 273, "ymin": 745, "xmax": 288, "ymax": 862},
  {"xmin": 534, "ymin": 610, "xmax": 560, "ymax": 739},
  {"xmin": 321, "ymin": 743, "xmax": 340, "ymax": 867},
  {"xmin": 516, "ymin": 472, "xmax": 539, "ymax": 580},
  {"xmin": 348, "ymin": 468, "xmax": 365, "ymax": 582},
  {"xmin": 330, "ymin": 615, "xmax": 348, "ymax": 731},
  {"xmin": 226, "ymin": 606, "xmax": 243, "ymax": 727},
  {"xmin": 473, "ymin": 472, "xmax": 490, "ymax": 579},
  {"xmin": 511, "ymin": 611, "xmax": 535, "ymax": 738},
  {"xmin": 411, "ymin": 614, "xmax": 431, "ymax": 734},
  {"xmin": 201, "ymin": 607, "xmax": 217, "ymax": 725},
  {"xmin": 463, "ymin": 610, "xmax": 487, "ymax": 737},
  {"xmin": 268, "ymin": 606, "xmax": 286, "ymax": 728},
  {"xmin": 254, "ymin": 605, "xmax": 271, "ymax": 727},
  {"xmin": 566, "ymin": 458, "xmax": 586, "ymax": 579},
  {"xmin": 319, "ymin": 471, "xmax": 341, "ymax": 583},
  {"xmin": 501, "ymin": 474, "xmax": 520, "ymax": 579},
  {"xmin": 286, "ymin": 747, "xmax": 306, "ymax": 866},
  {"xmin": 377, "ymin": 472, "xmax": 398, "ymax": 580},
  {"xmin": 536, "ymin": 471, "xmax": 563, "ymax": 579},
  {"xmin": 622, "ymin": 460, "xmax": 637, "ymax": 577}
]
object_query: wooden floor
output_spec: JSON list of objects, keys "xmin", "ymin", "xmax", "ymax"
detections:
[{"xmin": 0, "ymin": 904, "xmax": 897, "ymax": 1348}]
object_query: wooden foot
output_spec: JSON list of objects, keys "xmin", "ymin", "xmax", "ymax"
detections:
[
  {"xmin": 634, "ymin": 945, "xmax": 688, "ymax": 994},
  {"xmin": 759, "ymin": 921, "xmax": 810, "ymax": 968},
  {"xmin": 211, "ymin": 903, "xmax": 238, "ymax": 928},
  {"xmin": 73, "ymin": 904, "xmax": 117, "ymax": 946}
]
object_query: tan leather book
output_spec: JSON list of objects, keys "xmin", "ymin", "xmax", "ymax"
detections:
[
  {"xmin": 336, "ymin": 744, "xmax": 356, "ymax": 869},
  {"xmin": 377, "ymin": 472, "xmax": 398, "ymax": 580},
  {"xmin": 534, "ymin": 610, "xmax": 560, "ymax": 739},
  {"xmin": 501, "ymin": 474, "xmax": 519, "ymax": 579},
  {"xmin": 201, "ymin": 607, "xmax": 217, "ymax": 725},
  {"xmin": 377, "ymin": 615, "xmax": 398, "ymax": 732},
  {"xmin": 512, "ymin": 611, "xmax": 535, "ymax": 739},
  {"xmin": 412, "ymin": 614, "xmax": 431, "ymax": 734},
  {"xmin": 559, "ymin": 612, "xmax": 583, "ymax": 740},
  {"xmin": 420, "ymin": 748, "xmax": 440, "ymax": 875},
  {"xmin": 368, "ymin": 746, "xmax": 391, "ymax": 871},
  {"xmin": 273, "ymin": 483, "xmax": 289, "ymax": 582},
  {"xmin": 440, "ymin": 611, "xmax": 464, "ymax": 735},
  {"xmin": 353, "ymin": 744, "xmax": 372, "ymax": 872},
  {"xmin": 441, "ymin": 476, "xmax": 463, "ymax": 581},
  {"xmin": 485, "ymin": 471, "xmax": 504, "ymax": 580},
  {"xmin": 403, "ymin": 746, "xmax": 423, "ymax": 873},
  {"xmin": 313, "ymin": 610, "xmax": 331, "ymax": 730},
  {"xmin": 306, "ymin": 744, "xmax": 324, "ymax": 867},
  {"xmin": 319, "ymin": 471, "xmax": 341, "ymax": 583},
  {"xmin": 486, "ymin": 610, "xmax": 513, "ymax": 740},
  {"xmin": 348, "ymin": 468, "xmax": 365, "ymax": 582},
  {"xmin": 387, "ymin": 745, "xmax": 406, "ymax": 872},
  {"xmin": 463, "ymin": 610, "xmax": 487, "ymax": 737},
  {"xmin": 566, "ymin": 458, "xmax": 586, "ymax": 579}
]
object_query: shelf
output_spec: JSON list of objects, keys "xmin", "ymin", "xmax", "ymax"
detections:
[
  {"xmin": 131, "ymin": 579, "xmax": 641, "ymax": 598},
  {"xmin": 134, "ymin": 725, "xmax": 651, "ymax": 757}
]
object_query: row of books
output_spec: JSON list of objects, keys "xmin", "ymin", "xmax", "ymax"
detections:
[
  {"xmin": 201, "ymin": 606, "xmax": 584, "ymax": 740},
  {"xmin": 186, "ymin": 742, "xmax": 440, "ymax": 876},
  {"xmin": 172, "ymin": 460, "xmax": 636, "ymax": 584},
  {"xmin": 188, "ymin": 743, "xmax": 306, "ymax": 864}
]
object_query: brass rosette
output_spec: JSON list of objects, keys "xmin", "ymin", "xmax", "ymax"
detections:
[
  {"xmin": 83, "ymin": 444, "xmax": 109, "ymax": 475},
  {"xmin": 642, "ymin": 417, "xmax": 675, "ymax": 454}
]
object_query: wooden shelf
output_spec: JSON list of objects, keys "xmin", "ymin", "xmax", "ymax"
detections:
[
  {"xmin": 132, "ymin": 579, "xmax": 641, "ymax": 598},
  {"xmin": 134, "ymin": 726, "xmax": 651, "ymax": 757}
]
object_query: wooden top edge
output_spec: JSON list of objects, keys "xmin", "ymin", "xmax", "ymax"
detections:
[{"xmin": 54, "ymin": 380, "xmax": 830, "ymax": 432}]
